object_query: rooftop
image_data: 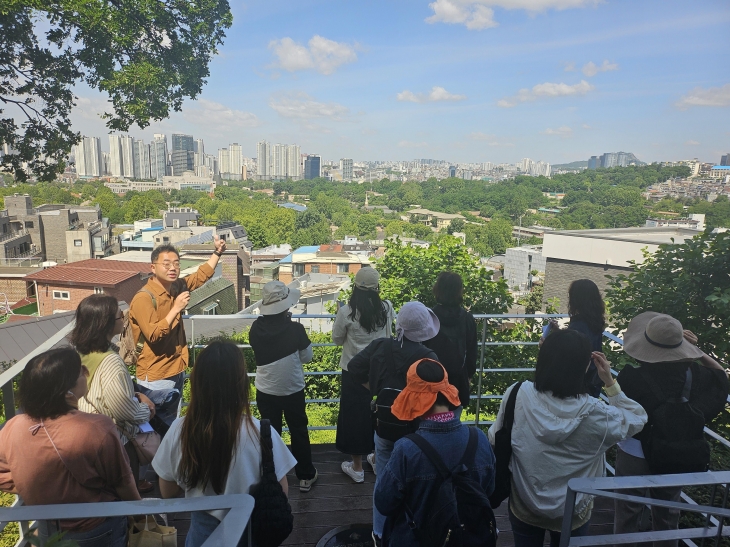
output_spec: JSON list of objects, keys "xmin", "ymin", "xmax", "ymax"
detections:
[
  {"xmin": 545, "ymin": 226, "xmax": 699, "ymax": 245},
  {"xmin": 25, "ymin": 259, "xmax": 150, "ymax": 287}
]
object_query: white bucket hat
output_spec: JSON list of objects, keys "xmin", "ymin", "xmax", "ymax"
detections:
[
  {"xmin": 623, "ymin": 311, "xmax": 704, "ymax": 363},
  {"xmin": 259, "ymin": 281, "xmax": 300, "ymax": 315},
  {"xmin": 395, "ymin": 301, "xmax": 440, "ymax": 343}
]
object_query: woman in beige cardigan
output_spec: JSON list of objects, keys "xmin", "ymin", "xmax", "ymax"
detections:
[{"xmin": 72, "ymin": 294, "xmax": 156, "ymax": 493}]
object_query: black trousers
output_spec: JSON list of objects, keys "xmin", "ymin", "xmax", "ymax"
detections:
[{"xmin": 256, "ymin": 389, "xmax": 316, "ymax": 480}]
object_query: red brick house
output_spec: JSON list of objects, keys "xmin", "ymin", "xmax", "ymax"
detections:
[{"xmin": 25, "ymin": 259, "xmax": 150, "ymax": 316}]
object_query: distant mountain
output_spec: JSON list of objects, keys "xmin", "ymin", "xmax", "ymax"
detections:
[{"xmin": 552, "ymin": 161, "xmax": 588, "ymax": 170}]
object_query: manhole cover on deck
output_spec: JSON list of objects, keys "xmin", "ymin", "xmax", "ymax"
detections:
[{"xmin": 316, "ymin": 524, "xmax": 373, "ymax": 547}]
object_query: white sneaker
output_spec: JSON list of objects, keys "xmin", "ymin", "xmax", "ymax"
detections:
[
  {"xmin": 299, "ymin": 469, "xmax": 318, "ymax": 493},
  {"xmin": 367, "ymin": 453, "xmax": 377, "ymax": 475},
  {"xmin": 341, "ymin": 461, "xmax": 365, "ymax": 483}
]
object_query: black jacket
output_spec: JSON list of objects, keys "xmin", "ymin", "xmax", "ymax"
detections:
[
  {"xmin": 423, "ymin": 305, "xmax": 478, "ymax": 407},
  {"xmin": 348, "ymin": 337, "xmax": 438, "ymax": 397},
  {"xmin": 617, "ymin": 361, "xmax": 729, "ymax": 444},
  {"xmin": 249, "ymin": 312, "xmax": 311, "ymax": 366},
  {"xmin": 568, "ymin": 316, "xmax": 604, "ymax": 397}
]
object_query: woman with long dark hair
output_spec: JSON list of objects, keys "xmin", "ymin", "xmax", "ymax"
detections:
[
  {"xmin": 72, "ymin": 294, "xmax": 156, "ymax": 492},
  {"xmin": 0, "ymin": 348, "xmax": 140, "ymax": 546},
  {"xmin": 567, "ymin": 279, "xmax": 607, "ymax": 397},
  {"xmin": 152, "ymin": 340, "xmax": 296, "ymax": 547},
  {"xmin": 333, "ymin": 267, "xmax": 394, "ymax": 482},
  {"xmin": 424, "ymin": 271, "xmax": 478, "ymax": 407}
]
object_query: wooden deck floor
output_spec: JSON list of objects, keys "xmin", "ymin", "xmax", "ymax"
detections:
[{"xmin": 144, "ymin": 443, "xmax": 615, "ymax": 546}]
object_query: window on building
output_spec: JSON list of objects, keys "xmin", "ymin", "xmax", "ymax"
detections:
[
  {"xmin": 163, "ymin": 237, "xmax": 169, "ymax": 242},
  {"xmin": 94, "ymin": 287, "xmax": 104, "ymax": 294},
  {"xmin": 294, "ymin": 264, "xmax": 305, "ymax": 277},
  {"xmin": 25, "ymin": 221, "xmax": 33, "ymax": 229},
  {"xmin": 337, "ymin": 263, "xmax": 349, "ymax": 274},
  {"xmin": 310, "ymin": 265, "xmax": 320, "ymax": 274},
  {"xmin": 52, "ymin": 291, "xmax": 70, "ymax": 300},
  {"xmin": 74, "ymin": 239, "xmax": 82, "ymax": 247},
  {"xmin": 202, "ymin": 303, "xmax": 218, "ymax": 315}
]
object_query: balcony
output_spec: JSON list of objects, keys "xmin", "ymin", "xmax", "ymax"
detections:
[
  {"xmin": 0, "ymin": 229, "xmax": 28, "ymax": 244},
  {"xmin": 1, "ymin": 314, "xmax": 729, "ymax": 547}
]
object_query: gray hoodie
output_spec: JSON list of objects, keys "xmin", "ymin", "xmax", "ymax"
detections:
[{"xmin": 488, "ymin": 381, "xmax": 647, "ymax": 531}]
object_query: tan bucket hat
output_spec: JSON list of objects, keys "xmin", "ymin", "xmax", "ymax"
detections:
[
  {"xmin": 259, "ymin": 281, "xmax": 300, "ymax": 315},
  {"xmin": 623, "ymin": 311, "xmax": 703, "ymax": 363}
]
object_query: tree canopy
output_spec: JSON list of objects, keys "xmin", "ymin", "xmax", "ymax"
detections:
[{"xmin": 0, "ymin": 0, "xmax": 232, "ymax": 181}]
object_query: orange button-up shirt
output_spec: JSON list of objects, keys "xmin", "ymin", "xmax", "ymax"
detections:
[{"xmin": 130, "ymin": 263, "xmax": 214, "ymax": 381}]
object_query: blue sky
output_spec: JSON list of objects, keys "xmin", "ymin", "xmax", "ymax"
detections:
[{"xmin": 71, "ymin": 0, "xmax": 730, "ymax": 165}]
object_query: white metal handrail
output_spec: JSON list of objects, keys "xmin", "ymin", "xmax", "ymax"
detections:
[{"xmin": 0, "ymin": 494, "xmax": 254, "ymax": 547}]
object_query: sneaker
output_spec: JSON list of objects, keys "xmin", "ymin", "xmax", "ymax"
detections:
[
  {"xmin": 341, "ymin": 461, "xmax": 365, "ymax": 483},
  {"xmin": 372, "ymin": 531, "xmax": 382, "ymax": 546},
  {"xmin": 367, "ymin": 452, "xmax": 377, "ymax": 475},
  {"xmin": 299, "ymin": 469, "xmax": 318, "ymax": 493}
]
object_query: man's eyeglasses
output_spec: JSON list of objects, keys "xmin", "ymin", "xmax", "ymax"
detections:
[{"xmin": 154, "ymin": 261, "xmax": 181, "ymax": 270}]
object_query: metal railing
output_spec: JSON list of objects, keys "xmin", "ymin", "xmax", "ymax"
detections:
[
  {"xmin": 0, "ymin": 494, "xmax": 254, "ymax": 547},
  {"xmin": 0, "ymin": 229, "xmax": 28, "ymax": 244},
  {"xmin": 560, "ymin": 473, "xmax": 730, "ymax": 547}
]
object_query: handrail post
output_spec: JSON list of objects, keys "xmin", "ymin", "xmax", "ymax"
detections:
[
  {"xmin": 560, "ymin": 484, "xmax": 577, "ymax": 547},
  {"xmin": 2, "ymin": 382, "xmax": 15, "ymax": 421},
  {"xmin": 475, "ymin": 318, "xmax": 488, "ymax": 426},
  {"xmin": 190, "ymin": 317, "xmax": 195, "ymax": 367}
]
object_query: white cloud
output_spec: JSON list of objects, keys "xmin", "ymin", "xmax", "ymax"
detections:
[
  {"xmin": 542, "ymin": 126, "xmax": 573, "ymax": 137},
  {"xmin": 73, "ymin": 96, "xmax": 113, "ymax": 121},
  {"xmin": 398, "ymin": 140, "xmax": 429, "ymax": 148},
  {"xmin": 425, "ymin": 0, "xmax": 600, "ymax": 30},
  {"xmin": 498, "ymin": 79, "xmax": 594, "ymax": 107},
  {"xmin": 268, "ymin": 92, "xmax": 349, "ymax": 120},
  {"xmin": 676, "ymin": 84, "xmax": 730, "ymax": 109},
  {"xmin": 685, "ymin": 140, "xmax": 700, "ymax": 145},
  {"xmin": 582, "ymin": 59, "xmax": 619, "ymax": 77},
  {"xmin": 268, "ymin": 35, "xmax": 358, "ymax": 75},
  {"xmin": 564, "ymin": 61, "xmax": 576, "ymax": 72},
  {"xmin": 183, "ymin": 99, "xmax": 259, "ymax": 129},
  {"xmin": 397, "ymin": 86, "xmax": 467, "ymax": 103},
  {"xmin": 582, "ymin": 123, "xmax": 591, "ymax": 129},
  {"xmin": 468, "ymin": 132, "xmax": 514, "ymax": 146}
]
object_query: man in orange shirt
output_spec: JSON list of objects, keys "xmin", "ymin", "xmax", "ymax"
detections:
[{"xmin": 129, "ymin": 236, "xmax": 226, "ymax": 421}]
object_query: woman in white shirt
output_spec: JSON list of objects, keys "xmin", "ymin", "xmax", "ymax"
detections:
[
  {"xmin": 332, "ymin": 267, "xmax": 394, "ymax": 483},
  {"xmin": 153, "ymin": 341, "xmax": 296, "ymax": 547}
]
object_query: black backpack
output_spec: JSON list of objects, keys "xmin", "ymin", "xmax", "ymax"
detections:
[
  {"xmin": 391, "ymin": 428, "xmax": 497, "ymax": 547},
  {"xmin": 639, "ymin": 367, "xmax": 710, "ymax": 475},
  {"xmin": 249, "ymin": 419, "xmax": 294, "ymax": 547},
  {"xmin": 488, "ymin": 381, "xmax": 522, "ymax": 509}
]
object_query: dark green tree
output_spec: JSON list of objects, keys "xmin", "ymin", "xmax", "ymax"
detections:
[{"xmin": 1, "ymin": 0, "xmax": 232, "ymax": 181}]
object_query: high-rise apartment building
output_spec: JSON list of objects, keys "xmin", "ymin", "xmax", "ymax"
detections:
[
  {"xmin": 120, "ymin": 136, "xmax": 136, "ymax": 178},
  {"xmin": 171, "ymin": 133, "xmax": 194, "ymax": 175},
  {"xmin": 205, "ymin": 154, "xmax": 219, "ymax": 176},
  {"xmin": 218, "ymin": 148, "xmax": 230, "ymax": 176},
  {"xmin": 229, "ymin": 143, "xmax": 242, "ymax": 179},
  {"xmin": 449, "ymin": 166, "xmax": 457, "ymax": 178},
  {"xmin": 108, "ymin": 135, "xmax": 124, "ymax": 177},
  {"xmin": 287, "ymin": 145, "xmax": 301, "ymax": 178},
  {"xmin": 172, "ymin": 134, "xmax": 194, "ymax": 153},
  {"xmin": 134, "ymin": 140, "xmax": 151, "ymax": 180},
  {"xmin": 721, "ymin": 153, "xmax": 730, "ymax": 166},
  {"xmin": 73, "ymin": 137, "xmax": 103, "ymax": 177},
  {"xmin": 194, "ymin": 139, "xmax": 205, "ymax": 160},
  {"xmin": 151, "ymin": 134, "xmax": 169, "ymax": 182},
  {"xmin": 340, "ymin": 158, "xmax": 353, "ymax": 180},
  {"xmin": 256, "ymin": 141, "xmax": 270, "ymax": 177},
  {"xmin": 304, "ymin": 155, "xmax": 321, "ymax": 180}
]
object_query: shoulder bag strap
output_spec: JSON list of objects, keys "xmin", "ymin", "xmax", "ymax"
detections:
[
  {"xmin": 679, "ymin": 368, "xmax": 693, "ymax": 403},
  {"xmin": 134, "ymin": 289, "xmax": 157, "ymax": 351},
  {"xmin": 459, "ymin": 427, "xmax": 479, "ymax": 468},
  {"xmin": 259, "ymin": 419, "xmax": 276, "ymax": 475},
  {"xmin": 502, "ymin": 381, "xmax": 523, "ymax": 432},
  {"xmin": 406, "ymin": 433, "xmax": 451, "ymax": 480}
]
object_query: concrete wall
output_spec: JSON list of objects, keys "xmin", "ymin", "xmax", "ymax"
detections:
[
  {"xmin": 40, "ymin": 210, "xmax": 75, "ymax": 263},
  {"xmin": 543, "ymin": 257, "xmax": 631, "ymax": 313},
  {"xmin": 503, "ymin": 247, "xmax": 546, "ymax": 290},
  {"xmin": 279, "ymin": 262, "xmax": 362, "ymax": 285},
  {"xmin": 66, "ymin": 230, "xmax": 92, "ymax": 263}
]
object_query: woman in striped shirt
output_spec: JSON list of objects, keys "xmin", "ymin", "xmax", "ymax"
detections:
[{"xmin": 72, "ymin": 294, "xmax": 156, "ymax": 493}]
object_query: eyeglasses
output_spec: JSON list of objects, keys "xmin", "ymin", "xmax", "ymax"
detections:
[
  {"xmin": 154, "ymin": 261, "xmax": 181, "ymax": 270},
  {"xmin": 80, "ymin": 365, "xmax": 90, "ymax": 378},
  {"xmin": 115, "ymin": 312, "xmax": 124, "ymax": 321}
]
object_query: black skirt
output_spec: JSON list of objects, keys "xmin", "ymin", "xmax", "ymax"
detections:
[{"xmin": 336, "ymin": 369, "xmax": 375, "ymax": 455}]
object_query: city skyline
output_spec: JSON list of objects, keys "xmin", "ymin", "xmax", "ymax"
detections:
[{"xmin": 68, "ymin": 0, "xmax": 729, "ymax": 165}]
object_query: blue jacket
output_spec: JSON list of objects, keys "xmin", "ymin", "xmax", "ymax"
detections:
[{"xmin": 374, "ymin": 409, "xmax": 496, "ymax": 546}]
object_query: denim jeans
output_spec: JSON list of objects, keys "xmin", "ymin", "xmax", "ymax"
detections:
[
  {"xmin": 186, "ymin": 511, "xmax": 249, "ymax": 547},
  {"xmin": 37, "ymin": 516, "xmax": 127, "ymax": 547},
  {"xmin": 508, "ymin": 506, "xmax": 590, "ymax": 547},
  {"xmin": 372, "ymin": 432, "xmax": 395, "ymax": 538}
]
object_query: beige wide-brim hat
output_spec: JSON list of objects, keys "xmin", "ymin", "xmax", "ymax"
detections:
[
  {"xmin": 259, "ymin": 281, "xmax": 301, "ymax": 315},
  {"xmin": 623, "ymin": 311, "xmax": 704, "ymax": 363}
]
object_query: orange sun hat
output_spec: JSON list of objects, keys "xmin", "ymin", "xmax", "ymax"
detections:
[{"xmin": 391, "ymin": 359, "xmax": 462, "ymax": 421}]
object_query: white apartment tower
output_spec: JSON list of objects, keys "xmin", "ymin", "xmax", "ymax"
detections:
[
  {"xmin": 134, "ymin": 140, "xmax": 151, "ymax": 180},
  {"xmin": 229, "ymin": 143, "xmax": 242, "ymax": 178},
  {"xmin": 256, "ymin": 141, "xmax": 270, "ymax": 177},
  {"xmin": 73, "ymin": 136, "xmax": 103, "ymax": 177},
  {"xmin": 340, "ymin": 158, "xmax": 353, "ymax": 180},
  {"xmin": 151, "ymin": 134, "xmax": 168, "ymax": 182},
  {"xmin": 108, "ymin": 135, "xmax": 124, "ymax": 177},
  {"xmin": 194, "ymin": 139, "xmax": 205, "ymax": 165},
  {"xmin": 120, "ymin": 135, "xmax": 136, "ymax": 178},
  {"xmin": 218, "ymin": 148, "xmax": 230, "ymax": 176}
]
